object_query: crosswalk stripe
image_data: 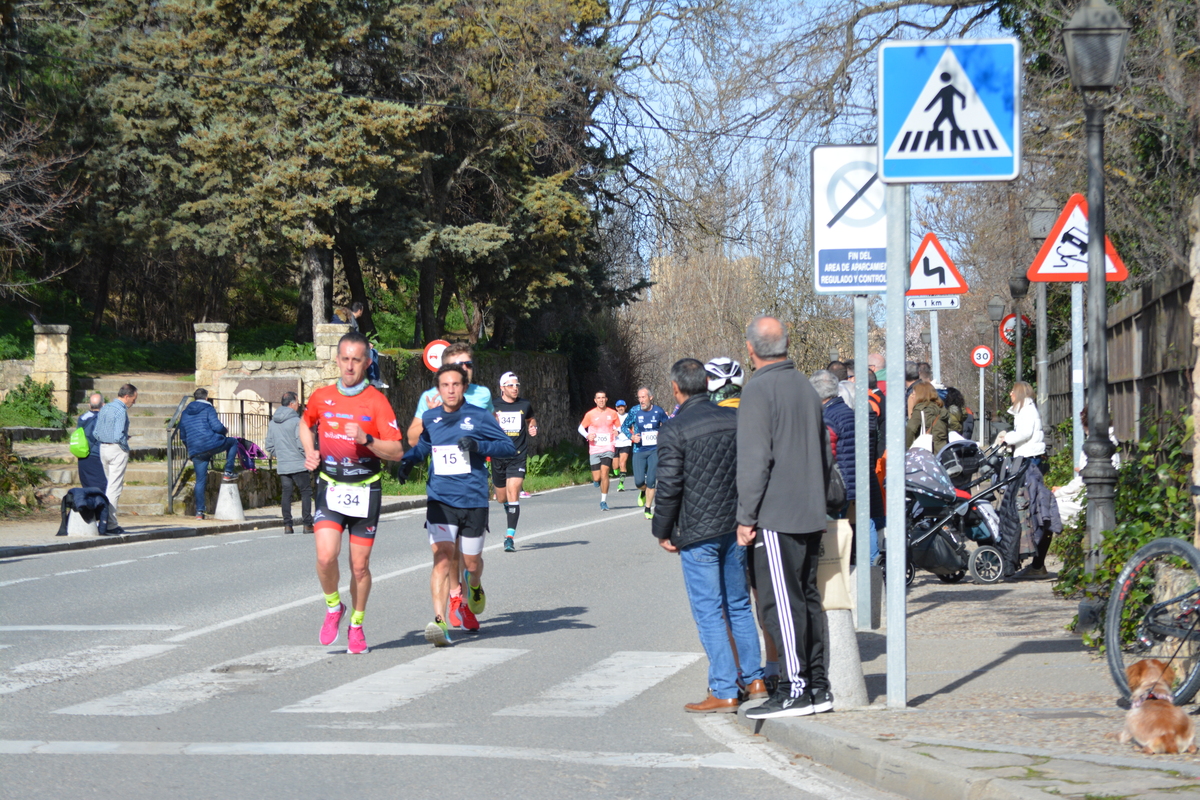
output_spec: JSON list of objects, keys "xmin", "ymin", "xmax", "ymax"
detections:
[
  {"xmin": 275, "ymin": 647, "xmax": 527, "ymax": 714},
  {"xmin": 0, "ymin": 739, "xmax": 755, "ymax": 769},
  {"xmin": 53, "ymin": 646, "xmax": 334, "ymax": 716},
  {"xmin": 494, "ymin": 651, "xmax": 702, "ymax": 717},
  {"xmin": 0, "ymin": 645, "xmax": 178, "ymax": 695}
]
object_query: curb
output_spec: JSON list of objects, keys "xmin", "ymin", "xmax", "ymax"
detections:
[
  {"xmin": 736, "ymin": 712, "xmax": 1047, "ymax": 800},
  {"xmin": 0, "ymin": 497, "xmax": 427, "ymax": 559}
]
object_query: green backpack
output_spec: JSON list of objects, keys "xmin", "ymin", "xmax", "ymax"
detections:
[{"xmin": 69, "ymin": 425, "xmax": 90, "ymax": 459}]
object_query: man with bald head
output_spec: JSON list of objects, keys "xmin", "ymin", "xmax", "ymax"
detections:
[{"xmin": 737, "ymin": 315, "xmax": 833, "ymax": 719}]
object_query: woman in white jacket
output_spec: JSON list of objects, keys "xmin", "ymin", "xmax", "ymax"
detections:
[{"xmin": 998, "ymin": 382, "xmax": 1056, "ymax": 578}]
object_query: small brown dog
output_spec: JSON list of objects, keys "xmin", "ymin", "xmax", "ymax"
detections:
[{"xmin": 1119, "ymin": 659, "xmax": 1197, "ymax": 755}]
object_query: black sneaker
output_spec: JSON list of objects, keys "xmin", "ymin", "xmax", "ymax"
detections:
[
  {"xmin": 810, "ymin": 687, "xmax": 834, "ymax": 713},
  {"xmin": 744, "ymin": 692, "xmax": 814, "ymax": 719}
]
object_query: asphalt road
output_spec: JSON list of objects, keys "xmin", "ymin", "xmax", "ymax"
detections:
[{"xmin": 1, "ymin": 484, "xmax": 899, "ymax": 800}]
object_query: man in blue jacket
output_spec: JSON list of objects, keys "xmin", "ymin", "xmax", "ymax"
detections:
[
  {"xmin": 180, "ymin": 388, "xmax": 239, "ymax": 520},
  {"xmin": 399, "ymin": 363, "xmax": 516, "ymax": 646}
]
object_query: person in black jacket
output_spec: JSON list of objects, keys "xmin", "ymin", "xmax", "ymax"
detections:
[{"xmin": 652, "ymin": 358, "xmax": 765, "ymax": 714}]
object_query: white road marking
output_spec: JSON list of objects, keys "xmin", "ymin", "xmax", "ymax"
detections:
[
  {"xmin": 53, "ymin": 570, "xmax": 90, "ymax": 576},
  {"xmin": 96, "ymin": 560, "xmax": 137, "ymax": 568},
  {"xmin": 259, "ymin": 535, "xmax": 282, "ymax": 540},
  {"xmin": 0, "ymin": 625, "xmax": 183, "ymax": 632},
  {"xmin": 495, "ymin": 651, "xmax": 702, "ymax": 717},
  {"xmin": 0, "ymin": 739, "xmax": 755, "ymax": 769},
  {"xmin": 695, "ymin": 715, "xmax": 871, "ymax": 798},
  {"xmin": 0, "ymin": 645, "xmax": 178, "ymax": 695},
  {"xmin": 190, "ymin": 546, "xmax": 218, "ymax": 551},
  {"xmin": 223, "ymin": 540, "xmax": 252, "ymax": 545},
  {"xmin": 54, "ymin": 646, "xmax": 334, "ymax": 716},
  {"xmin": 0, "ymin": 577, "xmax": 41, "ymax": 588},
  {"xmin": 275, "ymin": 647, "xmax": 527, "ymax": 714},
  {"xmin": 140, "ymin": 552, "xmax": 178, "ymax": 559},
  {"xmin": 164, "ymin": 510, "xmax": 643, "ymax": 643}
]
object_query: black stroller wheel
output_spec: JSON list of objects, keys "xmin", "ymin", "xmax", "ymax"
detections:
[
  {"xmin": 878, "ymin": 554, "xmax": 917, "ymax": 587},
  {"xmin": 969, "ymin": 546, "xmax": 1004, "ymax": 584},
  {"xmin": 937, "ymin": 570, "xmax": 967, "ymax": 584}
]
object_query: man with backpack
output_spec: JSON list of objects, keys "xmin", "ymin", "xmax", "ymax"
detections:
[
  {"xmin": 73, "ymin": 393, "xmax": 106, "ymax": 491},
  {"xmin": 180, "ymin": 388, "xmax": 239, "ymax": 520}
]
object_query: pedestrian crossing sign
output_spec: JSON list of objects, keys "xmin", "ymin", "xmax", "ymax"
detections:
[
  {"xmin": 907, "ymin": 233, "xmax": 968, "ymax": 295},
  {"xmin": 878, "ymin": 39, "xmax": 1020, "ymax": 183}
]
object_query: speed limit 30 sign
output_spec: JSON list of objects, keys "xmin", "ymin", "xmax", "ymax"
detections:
[{"xmin": 971, "ymin": 345, "xmax": 994, "ymax": 368}]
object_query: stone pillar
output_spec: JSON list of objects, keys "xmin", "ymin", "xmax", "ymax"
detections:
[
  {"xmin": 32, "ymin": 325, "xmax": 70, "ymax": 412},
  {"xmin": 313, "ymin": 324, "xmax": 345, "ymax": 383},
  {"xmin": 195, "ymin": 323, "xmax": 230, "ymax": 390}
]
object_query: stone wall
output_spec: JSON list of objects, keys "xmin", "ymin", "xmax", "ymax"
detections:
[
  {"xmin": 181, "ymin": 465, "xmax": 282, "ymax": 516},
  {"xmin": 31, "ymin": 325, "xmax": 70, "ymax": 412},
  {"xmin": 0, "ymin": 359, "xmax": 33, "ymax": 401}
]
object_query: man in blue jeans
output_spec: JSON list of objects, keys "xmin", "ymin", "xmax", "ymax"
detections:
[
  {"xmin": 179, "ymin": 388, "xmax": 238, "ymax": 520},
  {"xmin": 651, "ymin": 358, "xmax": 765, "ymax": 713}
]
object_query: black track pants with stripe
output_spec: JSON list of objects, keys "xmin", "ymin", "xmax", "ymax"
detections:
[{"xmin": 750, "ymin": 529, "xmax": 828, "ymax": 699}]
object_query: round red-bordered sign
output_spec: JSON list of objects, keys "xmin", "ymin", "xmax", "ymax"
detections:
[
  {"xmin": 1000, "ymin": 313, "xmax": 1032, "ymax": 347},
  {"xmin": 422, "ymin": 339, "xmax": 451, "ymax": 372},
  {"xmin": 971, "ymin": 345, "xmax": 994, "ymax": 368}
]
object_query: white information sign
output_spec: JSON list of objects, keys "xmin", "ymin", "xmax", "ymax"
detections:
[{"xmin": 812, "ymin": 144, "xmax": 887, "ymax": 294}]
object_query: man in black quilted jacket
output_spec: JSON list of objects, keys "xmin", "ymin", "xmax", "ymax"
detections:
[{"xmin": 652, "ymin": 358, "xmax": 766, "ymax": 714}]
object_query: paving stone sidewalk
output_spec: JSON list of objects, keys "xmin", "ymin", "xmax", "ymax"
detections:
[{"xmin": 738, "ymin": 560, "xmax": 1200, "ymax": 800}]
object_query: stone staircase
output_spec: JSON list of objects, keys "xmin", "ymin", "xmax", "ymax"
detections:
[{"xmin": 22, "ymin": 373, "xmax": 194, "ymax": 516}]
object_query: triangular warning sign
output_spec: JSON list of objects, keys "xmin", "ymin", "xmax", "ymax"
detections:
[
  {"xmin": 1027, "ymin": 194, "xmax": 1127, "ymax": 282},
  {"xmin": 884, "ymin": 48, "xmax": 1014, "ymax": 161},
  {"xmin": 907, "ymin": 233, "xmax": 968, "ymax": 295}
]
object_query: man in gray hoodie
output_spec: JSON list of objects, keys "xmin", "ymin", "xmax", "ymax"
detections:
[{"xmin": 266, "ymin": 392, "xmax": 313, "ymax": 534}]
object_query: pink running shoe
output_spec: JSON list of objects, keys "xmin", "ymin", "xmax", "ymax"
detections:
[
  {"xmin": 347, "ymin": 624, "xmax": 369, "ymax": 654},
  {"xmin": 320, "ymin": 602, "xmax": 345, "ymax": 646}
]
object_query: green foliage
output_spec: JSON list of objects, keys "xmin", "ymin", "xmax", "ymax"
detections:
[
  {"xmin": 1052, "ymin": 411, "xmax": 1194, "ymax": 648},
  {"xmin": 71, "ymin": 332, "xmax": 195, "ymax": 375},
  {"xmin": 0, "ymin": 334, "xmax": 30, "ymax": 360},
  {"xmin": 0, "ymin": 376, "xmax": 67, "ymax": 429},
  {"xmin": 0, "ymin": 431, "xmax": 46, "ymax": 516},
  {"xmin": 229, "ymin": 326, "xmax": 315, "ymax": 361},
  {"xmin": 525, "ymin": 440, "xmax": 591, "ymax": 480},
  {"xmin": 1043, "ymin": 419, "xmax": 1077, "ymax": 489}
]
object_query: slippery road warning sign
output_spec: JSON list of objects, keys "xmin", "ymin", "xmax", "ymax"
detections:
[
  {"xmin": 879, "ymin": 39, "xmax": 1020, "ymax": 183},
  {"xmin": 1026, "ymin": 193, "xmax": 1128, "ymax": 282},
  {"xmin": 907, "ymin": 233, "xmax": 968, "ymax": 295}
]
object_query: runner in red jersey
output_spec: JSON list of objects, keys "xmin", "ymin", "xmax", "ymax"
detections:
[{"xmin": 299, "ymin": 332, "xmax": 404, "ymax": 654}]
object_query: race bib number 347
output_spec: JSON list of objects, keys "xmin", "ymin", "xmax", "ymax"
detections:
[
  {"xmin": 432, "ymin": 445, "xmax": 471, "ymax": 476},
  {"xmin": 326, "ymin": 484, "xmax": 370, "ymax": 518}
]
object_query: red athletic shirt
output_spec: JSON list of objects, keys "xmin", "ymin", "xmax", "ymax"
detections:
[{"xmin": 302, "ymin": 384, "xmax": 401, "ymax": 481}]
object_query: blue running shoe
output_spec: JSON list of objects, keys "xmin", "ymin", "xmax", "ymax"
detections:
[{"xmin": 600, "ymin": 501, "xmax": 609, "ymax": 511}]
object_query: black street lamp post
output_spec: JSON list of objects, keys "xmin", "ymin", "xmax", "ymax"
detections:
[
  {"xmin": 1062, "ymin": 0, "xmax": 1129, "ymax": 574},
  {"xmin": 987, "ymin": 295, "xmax": 1006, "ymax": 416},
  {"xmin": 1008, "ymin": 275, "xmax": 1029, "ymax": 382},
  {"xmin": 1024, "ymin": 192, "xmax": 1058, "ymax": 429}
]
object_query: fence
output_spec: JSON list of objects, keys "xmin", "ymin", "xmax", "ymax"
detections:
[
  {"xmin": 1044, "ymin": 271, "xmax": 1195, "ymax": 446},
  {"xmin": 166, "ymin": 397, "xmax": 273, "ymax": 513}
]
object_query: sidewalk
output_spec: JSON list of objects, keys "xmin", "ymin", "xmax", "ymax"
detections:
[
  {"xmin": 737, "ymin": 560, "xmax": 1200, "ymax": 800},
  {"xmin": 0, "ymin": 496, "xmax": 426, "ymax": 559}
]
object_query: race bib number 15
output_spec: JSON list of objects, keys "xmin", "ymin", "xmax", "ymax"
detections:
[{"xmin": 432, "ymin": 445, "xmax": 471, "ymax": 476}]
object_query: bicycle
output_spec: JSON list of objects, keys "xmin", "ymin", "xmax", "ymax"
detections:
[{"xmin": 1105, "ymin": 537, "xmax": 1200, "ymax": 704}]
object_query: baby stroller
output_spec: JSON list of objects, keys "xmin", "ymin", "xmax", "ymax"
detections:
[{"xmin": 881, "ymin": 442, "xmax": 1028, "ymax": 586}]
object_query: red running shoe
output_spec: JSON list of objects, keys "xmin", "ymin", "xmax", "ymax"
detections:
[{"xmin": 448, "ymin": 595, "xmax": 464, "ymax": 628}]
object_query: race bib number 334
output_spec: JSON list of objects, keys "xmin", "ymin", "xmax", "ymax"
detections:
[{"xmin": 326, "ymin": 484, "xmax": 369, "ymax": 518}]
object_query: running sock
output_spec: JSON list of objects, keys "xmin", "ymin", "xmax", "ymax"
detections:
[
  {"xmin": 506, "ymin": 528, "xmax": 516, "ymax": 536},
  {"xmin": 350, "ymin": 609, "xmax": 364, "ymax": 626},
  {"xmin": 600, "ymin": 492, "xmax": 608, "ymax": 503},
  {"xmin": 324, "ymin": 591, "xmax": 341, "ymax": 609},
  {"xmin": 505, "ymin": 502, "xmax": 520, "ymax": 529},
  {"xmin": 449, "ymin": 586, "xmax": 462, "ymax": 599}
]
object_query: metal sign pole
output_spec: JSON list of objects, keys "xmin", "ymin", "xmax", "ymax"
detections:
[
  {"xmin": 978, "ymin": 366, "xmax": 986, "ymax": 444},
  {"xmin": 854, "ymin": 294, "xmax": 872, "ymax": 631},
  {"xmin": 1071, "ymin": 283, "xmax": 1085, "ymax": 469},
  {"xmin": 885, "ymin": 183, "xmax": 908, "ymax": 709},
  {"xmin": 930, "ymin": 310, "xmax": 941, "ymax": 384}
]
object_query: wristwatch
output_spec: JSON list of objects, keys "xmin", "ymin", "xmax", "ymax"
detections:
[{"xmin": 363, "ymin": 433, "xmax": 374, "ymax": 447}]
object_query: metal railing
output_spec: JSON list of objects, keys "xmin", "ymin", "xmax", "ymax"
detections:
[{"xmin": 166, "ymin": 397, "xmax": 274, "ymax": 514}]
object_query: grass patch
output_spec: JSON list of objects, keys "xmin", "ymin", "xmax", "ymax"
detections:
[
  {"xmin": 0, "ymin": 377, "xmax": 67, "ymax": 429},
  {"xmin": 229, "ymin": 324, "xmax": 315, "ymax": 361},
  {"xmin": 72, "ymin": 332, "xmax": 194, "ymax": 375},
  {"xmin": 378, "ymin": 441, "xmax": 592, "ymax": 496}
]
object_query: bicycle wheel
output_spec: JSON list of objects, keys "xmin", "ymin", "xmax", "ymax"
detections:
[{"xmin": 1106, "ymin": 537, "xmax": 1200, "ymax": 704}]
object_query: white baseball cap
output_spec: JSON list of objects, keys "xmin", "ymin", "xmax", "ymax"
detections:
[{"xmin": 499, "ymin": 371, "xmax": 519, "ymax": 386}]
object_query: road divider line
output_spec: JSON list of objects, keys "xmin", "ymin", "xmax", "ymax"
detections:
[
  {"xmin": 0, "ymin": 739, "xmax": 755, "ymax": 769},
  {"xmin": 494, "ymin": 651, "xmax": 701, "ymax": 717},
  {"xmin": 0, "ymin": 645, "xmax": 178, "ymax": 695},
  {"xmin": 53, "ymin": 646, "xmax": 334, "ymax": 716},
  {"xmin": 164, "ymin": 510, "xmax": 642, "ymax": 643},
  {"xmin": 275, "ymin": 647, "xmax": 527, "ymax": 714},
  {"xmin": 0, "ymin": 625, "xmax": 183, "ymax": 632}
]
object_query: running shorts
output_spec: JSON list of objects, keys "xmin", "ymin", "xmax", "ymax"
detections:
[
  {"xmin": 426, "ymin": 499, "xmax": 489, "ymax": 556},
  {"xmin": 616, "ymin": 445, "xmax": 633, "ymax": 458},
  {"xmin": 589, "ymin": 451, "xmax": 615, "ymax": 468},
  {"xmin": 314, "ymin": 477, "xmax": 383, "ymax": 546},
  {"xmin": 491, "ymin": 456, "xmax": 528, "ymax": 488},
  {"xmin": 632, "ymin": 449, "xmax": 659, "ymax": 488}
]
